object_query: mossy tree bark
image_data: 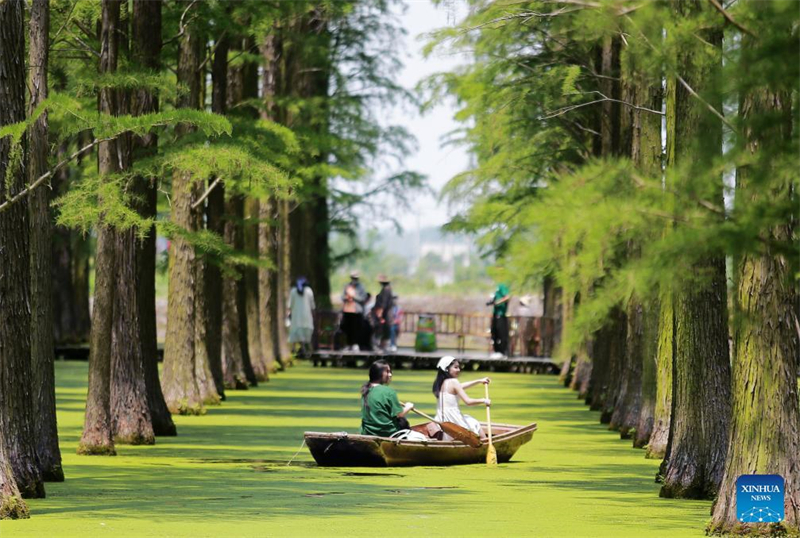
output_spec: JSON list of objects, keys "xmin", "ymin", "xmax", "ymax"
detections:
[
  {"xmin": 709, "ymin": 15, "xmax": 800, "ymax": 532},
  {"xmin": 131, "ymin": 0, "xmax": 176, "ymax": 437},
  {"xmin": 79, "ymin": 0, "xmax": 123, "ymax": 457},
  {"xmin": 162, "ymin": 14, "xmax": 221, "ymax": 414},
  {"xmin": 0, "ymin": 0, "xmax": 47, "ymax": 497},
  {"xmin": 659, "ymin": 0, "xmax": 730, "ymax": 499},
  {"xmin": 634, "ymin": 300, "xmax": 658, "ymax": 449},
  {"xmin": 647, "ymin": 291, "xmax": 672, "ymax": 459},
  {"xmin": 627, "ymin": 56, "xmax": 662, "ymax": 450},
  {"xmin": 28, "ymin": 0, "xmax": 64, "ymax": 481}
]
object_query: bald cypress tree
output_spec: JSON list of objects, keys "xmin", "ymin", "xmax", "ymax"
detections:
[
  {"xmin": 78, "ymin": 0, "xmax": 123, "ymax": 456},
  {"xmin": 131, "ymin": 0, "xmax": 176, "ymax": 436},
  {"xmin": 28, "ymin": 0, "xmax": 64, "ymax": 480},
  {"xmin": 161, "ymin": 11, "xmax": 221, "ymax": 414},
  {"xmin": 659, "ymin": 0, "xmax": 730, "ymax": 499},
  {"xmin": 0, "ymin": 0, "xmax": 46, "ymax": 496},
  {"xmin": 709, "ymin": 2, "xmax": 800, "ymax": 532}
]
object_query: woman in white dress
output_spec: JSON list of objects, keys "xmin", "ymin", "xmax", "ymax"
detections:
[
  {"xmin": 288, "ymin": 277, "xmax": 315, "ymax": 358},
  {"xmin": 432, "ymin": 356, "xmax": 491, "ymax": 437}
]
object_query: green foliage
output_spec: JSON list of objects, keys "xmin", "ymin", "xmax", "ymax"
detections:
[{"xmin": 427, "ymin": 0, "xmax": 800, "ymax": 356}]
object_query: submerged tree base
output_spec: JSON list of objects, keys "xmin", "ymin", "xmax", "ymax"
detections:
[
  {"xmin": 114, "ymin": 433, "xmax": 156, "ymax": 446},
  {"xmin": 76, "ymin": 443, "xmax": 117, "ymax": 456},
  {"xmin": 705, "ymin": 521, "xmax": 799, "ymax": 538},
  {"xmin": 0, "ymin": 496, "xmax": 29, "ymax": 520}
]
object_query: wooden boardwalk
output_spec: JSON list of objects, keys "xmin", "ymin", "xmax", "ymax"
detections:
[{"xmin": 309, "ymin": 348, "xmax": 560, "ymax": 374}]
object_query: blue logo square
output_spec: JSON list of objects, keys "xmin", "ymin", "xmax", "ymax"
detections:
[{"xmin": 736, "ymin": 475, "xmax": 784, "ymax": 523}]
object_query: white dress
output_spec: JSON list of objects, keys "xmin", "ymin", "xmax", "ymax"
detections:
[
  {"xmin": 289, "ymin": 287, "xmax": 315, "ymax": 343},
  {"xmin": 435, "ymin": 385, "xmax": 482, "ymax": 436}
]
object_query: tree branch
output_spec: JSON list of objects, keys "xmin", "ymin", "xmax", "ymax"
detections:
[
  {"xmin": 191, "ymin": 176, "xmax": 223, "ymax": 210},
  {"xmin": 0, "ymin": 137, "xmax": 113, "ymax": 215},
  {"xmin": 708, "ymin": 0, "xmax": 755, "ymax": 37},
  {"xmin": 541, "ymin": 91, "xmax": 663, "ymax": 120},
  {"xmin": 676, "ymin": 75, "xmax": 736, "ymax": 131}
]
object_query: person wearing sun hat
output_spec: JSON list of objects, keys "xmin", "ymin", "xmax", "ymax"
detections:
[
  {"xmin": 431, "ymin": 356, "xmax": 491, "ymax": 438},
  {"xmin": 373, "ymin": 274, "xmax": 394, "ymax": 351},
  {"xmin": 341, "ymin": 270, "xmax": 368, "ymax": 350}
]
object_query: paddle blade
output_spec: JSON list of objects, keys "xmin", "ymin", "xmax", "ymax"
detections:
[
  {"xmin": 486, "ymin": 442, "xmax": 498, "ymax": 466},
  {"xmin": 440, "ymin": 422, "xmax": 482, "ymax": 448}
]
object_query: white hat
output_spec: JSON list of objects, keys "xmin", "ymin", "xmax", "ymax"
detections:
[{"xmin": 437, "ymin": 356, "xmax": 456, "ymax": 371}]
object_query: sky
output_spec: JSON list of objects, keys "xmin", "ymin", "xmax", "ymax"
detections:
[{"xmin": 375, "ymin": 0, "xmax": 471, "ymax": 232}]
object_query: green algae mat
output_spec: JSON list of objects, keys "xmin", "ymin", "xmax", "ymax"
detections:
[{"xmin": 3, "ymin": 361, "xmax": 711, "ymax": 538}]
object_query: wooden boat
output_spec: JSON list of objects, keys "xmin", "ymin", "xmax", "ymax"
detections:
[{"xmin": 304, "ymin": 421, "xmax": 537, "ymax": 467}]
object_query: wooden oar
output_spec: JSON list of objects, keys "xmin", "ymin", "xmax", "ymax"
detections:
[
  {"xmin": 485, "ymin": 384, "xmax": 497, "ymax": 466},
  {"xmin": 402, "ymin": 404, "xmax": 482, "ymax": 448}
]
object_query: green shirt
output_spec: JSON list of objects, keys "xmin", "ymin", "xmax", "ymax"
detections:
[
  {"xmin": 493, "ymin": 283, "xmax": 510, "ymax": 317},
  {"xmin": 360, "ymin": 384, "xmax": 403, "ymax": 437}
]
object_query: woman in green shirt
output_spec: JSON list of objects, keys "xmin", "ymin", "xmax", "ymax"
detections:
[{"xmin": 360, "ymin": 360, "xmax": 414, "ymax": 437}]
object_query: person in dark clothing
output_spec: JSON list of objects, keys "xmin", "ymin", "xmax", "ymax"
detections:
[
  {"xmin": 373, "ymin": 274, "xmax": 394, "ymax": 351},
  {"xmin": 341, "ymin": 271, "xmax": 368, "ymax": 350},
  {"xmin": 487, "ymin": 283, "xmax": 510, "ymax": 358}
]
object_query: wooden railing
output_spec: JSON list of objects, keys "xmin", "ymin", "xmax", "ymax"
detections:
[{"xmin": 313, "ymin": 310, "xmax": 556, "ymax": 358}]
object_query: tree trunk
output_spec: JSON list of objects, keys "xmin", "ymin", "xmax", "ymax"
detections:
[
  {"xmin": 569, "ymin": 349, "xmax": 592, "ymax": 398},
  {"xmin": 28, "ymin": 0, "xmax": 64, "ymax": 482},
  {"xmin": 258, "ymin": 198, "xmax": 277, "ymax": 372},
  {"xmin": 78, "ymin": 0, "xmax": 123, "ymax": 457},
  {"xmin": 634, "ymin": 300, "xmax": 658, "ymax": 449},
  {"xmin": 104, "ymin": 0, "xmax": 155, "ymax": 446},
  {"xmin": 709, "ymin": 19, "xmax": 799, "ymax": 531},
  {"xmin": 660, "ymin": 2, "xmax": 730, "ymax": 499},
  {"xmin": 0, "ymin": 0, "xmax": 46, "ymax": 497},
  {"xmin": 222, "ymin": 196, "xmax": 249, "ymax": 390},
  {"xmin": 628, "ymin": 51, "xmax": 662, "ymax": 451},
  {"xmin": 206, "ymin": 31, "xmax": 229, "ymax": 399},
  {"xmin": 244, "ymin": 196, "xmax": 269, "ymax": 381},
  {"xmin": 557, "ymin": 288, "xmax": 575, "ymax": 385},
  {"xmin": 609, "ymin": 295, "xmax": 643, "ymax": 438},
  {"xmin": 597, "ymin": 306, "xmax": 626, "ymax": 424},
  {"xmin": 647, "ymin": 291, "xmax": 672, "ymax": 459},
  {"xmin": 259, "ymin": 32, "xmax": 283, "ymax": 370},
  {"xmin": 131, "ymin": 0, "xmax": 175, "ymax": 437},
  {"xmin": 162, "ymin": 14, "xmax": 220, "ymax": 414}
]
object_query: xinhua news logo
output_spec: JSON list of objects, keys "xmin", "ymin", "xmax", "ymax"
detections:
[{"xmin": 736, "ymin": 475, "xmax": 785, "ymax": 524}]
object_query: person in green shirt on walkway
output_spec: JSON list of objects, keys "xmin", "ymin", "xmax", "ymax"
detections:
[
  {"xmin": 360, "ymin": 360, "xmax": 414, "ymax": 437},
  {"xmin": 488, "ymin": 283, "xmax": 511, "ymax": 358}
]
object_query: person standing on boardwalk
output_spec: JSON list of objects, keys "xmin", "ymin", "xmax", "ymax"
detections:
[
  {"xmin": 389, "ymin": 295, "xmax": 403, "ymax": 353},
  {"xmin": 488, "ymin": 283, "xmax": 511, "ymax": 358},
  {"xmin": 288, "ymin": 277, "xmax": 316, "ymax": 358},
  {"xmin": 373, "ymin": 275, "xmax": 394, "ymax": 352},
  {"xmin": 360, "ymin": 360, "xmax": 414, "ymax": 437},
  {"xmin": 341, "ymin": 271, "xmax": 368, "ymax": 351}
]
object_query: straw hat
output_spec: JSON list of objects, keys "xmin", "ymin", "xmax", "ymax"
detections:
[
  {"xmin": 377, "ymin": 274, "xmax": 390, "ymax": 283},
  {"xmin": 350, "ymin": 270, "xmax": 360, "ymax": 279}
]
